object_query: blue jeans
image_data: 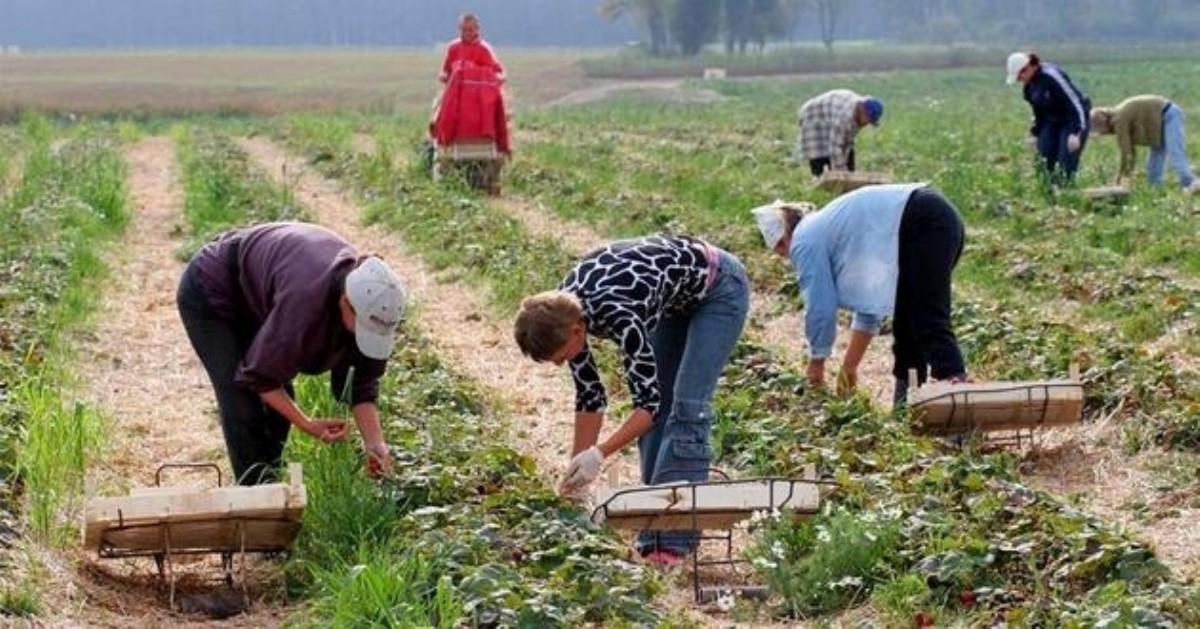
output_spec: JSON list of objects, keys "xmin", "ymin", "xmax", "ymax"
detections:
[
  {"xmin": 635, "ymin": 250, "xmax": 749, "ymax": 556},
  {"xmin": 1036, "ymin": 123, "xmax": 1088, "ymax": 186},
  {"xmin": 1147, "ymin": 104, "xmax": 1195, "ymax": 188}
]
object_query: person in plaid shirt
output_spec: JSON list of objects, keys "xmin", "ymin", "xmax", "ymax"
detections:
[{"xmin": 795, "ymin": 89, "xmax": 884, "ymax": 177}]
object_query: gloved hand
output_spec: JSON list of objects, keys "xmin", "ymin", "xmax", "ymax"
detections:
[
  {"xmin": 1066, "ymin": 133, "xmax": 1081, "ymax": 153},
  {"xmin": 559, "ymin": 445, "xmax": 604, "ymax": 493},
  {"xmin": 560, "ymin": 482, "xmax": 594, "ymax": 506},
  {"xmin": 1025, "ymin": 135, "xmax": 1038, "ymax": 150}
]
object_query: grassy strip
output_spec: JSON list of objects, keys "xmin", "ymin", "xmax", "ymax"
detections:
[
  {"xmin": 174, "ymin": 125, "xmax": 309, "ymax": 251},
  {"xmin": 0, "ymin": 126, "xmax": 22, "ymax": 195},
  {"xmin": 0, "ymin": 114, "xmax": 129, "ymax": 612},
  {"xmin": 581, "ymin": 42, "xmax": 1200, "ymax": 79},
  {"xmin": 279, "ymin": 113, "xmax": 1200, "ymax": 623},
  {"xmin": 177, "ymin": 123, "xmax": 670, "ymax": 625},
  {"xmin": 7, "ymin": 116, "xmax": 130, "ymax": 541}
]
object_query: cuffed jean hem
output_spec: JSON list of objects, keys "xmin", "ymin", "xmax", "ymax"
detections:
[{"xmin": 636, "ymin": 398, "xmax": 714, "ymax": 555}]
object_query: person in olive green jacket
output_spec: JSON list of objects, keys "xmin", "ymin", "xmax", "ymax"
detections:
[{"xmin": 1089, "ymin": 95, "xmax": 1197, "ymax": 192}]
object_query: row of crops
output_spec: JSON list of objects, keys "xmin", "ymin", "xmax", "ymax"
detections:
[{"xmin": 0, "ymin": 115, "xmax": 128, "ymax": 614}]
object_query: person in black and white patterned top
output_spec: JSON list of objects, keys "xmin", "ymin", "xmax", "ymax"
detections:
[{"xmin": 514, "ymin": 235, "xmax": 749, "ymax": 565}]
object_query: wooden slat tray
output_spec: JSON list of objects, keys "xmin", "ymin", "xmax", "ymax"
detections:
[
  {"xmin": 1084, "ymin": 185, "xmax": 1130, "ymax": 202},
  {"xmin": 816, "ymin": 170, "xmax": 893, "ymax": 193},
  {"xmin": 910, "ymin": 379, "xmax": 1084, "ymax": 435},
  {"xmin": 439, "ymin": 140, "xmax": 501, "ymax": 161},
  {"xmin": 85, "ymin": 463, "xmax": 306, "ymax": 555},
  {"xmin": 591, "ymin": 478, "xmax": 820, "ymax": 531}
]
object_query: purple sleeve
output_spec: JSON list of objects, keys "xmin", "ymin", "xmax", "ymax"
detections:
[
  {"xmin": 234, "ymin": 301, "xmax": 319, "ymax": 392},
  {"xmin": 331, "ymin": 358, "xmax": 386, "ymax": 406}
]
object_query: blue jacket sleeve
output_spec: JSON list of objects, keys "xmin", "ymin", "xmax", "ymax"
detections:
[{"xmin": 791, "ymin": 239, "xmax": 838, "ymax": 360}]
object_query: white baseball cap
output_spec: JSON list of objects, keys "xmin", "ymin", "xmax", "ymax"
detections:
[
  {"xmin": 1006, "ymin": 52, "xmax": 1030, "ymax": 85},
  {"xmin": 346, "ymin": 257, "xmax": 405, "ymax": 360}
]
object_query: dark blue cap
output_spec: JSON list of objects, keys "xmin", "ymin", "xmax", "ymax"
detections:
[{"xmin": 863, "ymin": 97, "xmax": 884, "ymax": 125}]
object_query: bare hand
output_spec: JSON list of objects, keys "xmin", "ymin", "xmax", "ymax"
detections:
[
  {"xmin": 836, "ymin": 367, "xmax": 858, "ymax": 397},
  {"xmin": 806, "ymin": 359, "xmax": 826, "ymax": 389},
  {"xmin": 1066, "ymin": 133, "xmax": 1081, "ymax": 153},
  {"xmin": 365, "ymin": 442, "xmax": 393, "ymax": 477},
  {"xmin": 307, "ymin": 419, "xmax": 348, "ymax": 444}
]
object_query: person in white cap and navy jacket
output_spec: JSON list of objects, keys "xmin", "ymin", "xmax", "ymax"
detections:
[
  {"xmin": 177, "ymin": 222, "xmax": 405, "ymax": 484},
  {"xmin": 752, "ymin": 184, "xmax": 968, "ymax": 407},
  {"xmin": 1007, "ymin": 51, "xmax": 1092, "ymax": 187}
]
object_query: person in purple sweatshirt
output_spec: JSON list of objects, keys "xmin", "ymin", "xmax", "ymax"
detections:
[{"xmin": 176, "ymin": 222, "xmax": 405, "ymax": 485}]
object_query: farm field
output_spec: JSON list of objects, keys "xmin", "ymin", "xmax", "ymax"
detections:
[
  {"xmin": 0, "ymin": 49, "xmax": 595, "ymax": 117},
  {"xmin": 1, "ymin": 49, "xmax": 1199, "ymax": 626}
]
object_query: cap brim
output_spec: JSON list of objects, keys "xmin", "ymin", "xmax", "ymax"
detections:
[{"xmin": 355, "ymin": 325, "xmax": 396, "ymax": 360}]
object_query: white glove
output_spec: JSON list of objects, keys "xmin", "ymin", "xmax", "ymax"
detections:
[
  {"xmin": 1025, "ymin": 135, "xmax": 1038, "ymax": 149},
  {"xmin": 560, "ymin": 482, "xmax": 594, "ymax": 506},
  {"xmin": 1066, "ymin": 133, "xmax": 1081, "ymax": 153},
  {"xmin": 559, "ymin": 445, "xmax": 604, "ymax": 493}
]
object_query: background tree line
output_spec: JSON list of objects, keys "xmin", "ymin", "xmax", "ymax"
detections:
[{"xmin": 603, "ymin": 0, "xmax": 1200, "ymax": 57}]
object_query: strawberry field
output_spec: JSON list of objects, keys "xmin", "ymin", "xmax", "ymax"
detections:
[{"xmin": 1, "ymin": 53, "xmax": 1198, "ymax": 626}]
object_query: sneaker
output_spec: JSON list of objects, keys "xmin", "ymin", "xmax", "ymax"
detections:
[
  {"xmin": 642, "ymin": 550, "xmax": 684, "ymax": 568},
  {"xmin": 1184, "ymin": 180, "xmax": 1199, "ymax": 195}
]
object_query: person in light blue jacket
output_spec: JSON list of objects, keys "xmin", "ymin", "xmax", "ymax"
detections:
[{"xmin": 752, "ymin": 183, "xmax": 968, "ymax": 405}]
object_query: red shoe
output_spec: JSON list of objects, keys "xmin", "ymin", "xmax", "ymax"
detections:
[{"xmin": 643, "ymin": 550, "xmax": 684, "ymax": 568}]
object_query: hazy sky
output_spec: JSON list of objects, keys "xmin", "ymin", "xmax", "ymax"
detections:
[{"xmin": 0, "ymin": 0, "xmax": 638, "ymax": 48}]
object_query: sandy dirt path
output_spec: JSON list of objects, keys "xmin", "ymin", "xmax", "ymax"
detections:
[
  {"xmin": 1024, "ymin": 422, "xmax": 1200, "ymax": 580},
  {"xmin": 58, "ymin": 136, "xmax": 290, "ymax": 626}
]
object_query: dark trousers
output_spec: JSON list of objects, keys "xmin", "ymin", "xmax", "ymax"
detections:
[
  {"xmin": 892, "ymin": 189, "xmax": 966, "ymax": 404},
  {"xmin": 176, "ymin": 263, "xmax": 291, "ymax": 485},
  {"xmin": 1036, "ymin": 123, "xmax": 1088, "ymax": 186},
  {"xmin": 808, "ymin": 149, "xmax": 856, "ymax": 177}
]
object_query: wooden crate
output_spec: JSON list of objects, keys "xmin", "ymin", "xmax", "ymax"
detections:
[
  {"xmin": 591, "ymin": 478, "xmax": 820, "ymax": 531},
  {"xmin": 1084, "ymin": 185, "xmax": 1130, "ymax": 202},
  {"xmin": 438, "ymin": 140, "xmax": 501, "ymax": 161},
  {"xmin": 910, "ymin": 379, "xmax": 1084, "ymax": 435},
  {"xmin": 84, "ymin": 463, "xmax": 306, "ymax": 556},
  {"xmin": 816, "ymin": 170, "xmax": 892, "ymax": 193}
]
